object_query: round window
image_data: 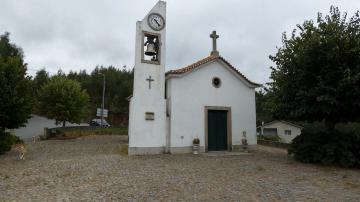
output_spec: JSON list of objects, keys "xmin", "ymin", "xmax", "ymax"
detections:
[{"xmin": 212, "ymin": 77, "xmax": 221, "ymax": 88}]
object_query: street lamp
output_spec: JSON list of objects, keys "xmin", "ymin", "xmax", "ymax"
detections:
[{"xmin": 99, "ymin": 73, "xmax": 106, "ymax": 127}]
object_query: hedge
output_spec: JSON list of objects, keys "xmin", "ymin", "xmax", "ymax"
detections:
[
  {"xmin": 288, "ymin": 123, "xmax": 360, "ymax": 168},
  {"xmin": 0, "ymin": 130, "xmax": 23, "ymax": 154}
]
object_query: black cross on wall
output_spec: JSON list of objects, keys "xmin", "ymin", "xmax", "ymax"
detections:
[{"xmin": 146, "ymin": 75, "xmax": 154, "ymax": 89}]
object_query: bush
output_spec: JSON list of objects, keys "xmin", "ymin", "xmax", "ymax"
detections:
[
  {"xmin": 193, "ymin": 138, "xmax": 200, "ymax": 144},
  {"xmin": 288, "ymin": 123, "xmax": 360, "ymax": 168},
  {"xmin": 0, "ymin": 131, "xmax": 23, "ymax": 154},
  {"xmin": 257, "ymin": 134, "xmax": 281, "ymax": 142}
]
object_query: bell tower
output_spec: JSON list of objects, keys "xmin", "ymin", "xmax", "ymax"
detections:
[{"xmin": 128, "ymin": 1, "xmax": 167, "ymax": 155}]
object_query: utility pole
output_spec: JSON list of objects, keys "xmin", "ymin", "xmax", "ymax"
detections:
[{"xmin": 100, "ymin": 73, "xmax": 106, "ymax": 127}]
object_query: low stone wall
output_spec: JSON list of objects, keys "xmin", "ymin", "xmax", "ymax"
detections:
[
  {"xmin": 257, "ymin": 139, "xmax": 290, "ymax": 149},
  {"xmin": 44, "ymin": 126, "xmax": 109, "ymax": 139}
]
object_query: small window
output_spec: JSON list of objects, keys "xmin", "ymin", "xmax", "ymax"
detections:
[
  {"xmin": 263, "ymin": 128, "xmax": 277, "ymax": 136},
  {"xmin": 212, "ymin": 77, "xmax": 221, "ymax": 88},
  {"xmin": 284, "ymin": 130, "xmax": 291, "ymax": 135},
  {"xmin": 145, "ymin": 112, "xmax": 155, "ymax": 120}
]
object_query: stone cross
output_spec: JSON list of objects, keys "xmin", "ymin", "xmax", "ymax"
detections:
[
  {"xmin": 146, "ymin": 75, "xmax": 154, "ymax": 89},
  {"xmin": 210, "ymin": 30, "xmax": 219, "ymax": 56}
]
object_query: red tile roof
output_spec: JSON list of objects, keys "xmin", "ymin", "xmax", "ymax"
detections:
[{"xmin": 166, "ymin": 55, "xmax": 261, "ymax": 87}]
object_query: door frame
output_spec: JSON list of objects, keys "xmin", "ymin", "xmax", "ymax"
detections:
[{"xmin": 204, "ymin": 106, "xmax": 232, "ymax": 152}]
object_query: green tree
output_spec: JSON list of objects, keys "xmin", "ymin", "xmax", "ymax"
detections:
[
  {"xmin": 269, "ymin": 7, "xmax": 360, "ymax": 129},
  {"xmin": 64, "ymin": 66, "xmax": 133, "ymax": 126},
  {"xmin": 255, "ymin": 88, "xmax": 274, "ymax": 126},
  {"xmin": 33, "ymin": 69, "xmax": 50, "ymax": 90},
  {"xmin": 0, "ymin": 32, "xmax": 34, "ymax": 131},
  {"xmin": 87, "ymin": 66, "xmax": 133, "ymax": 114},
  {"xmin": 38, "ymin": 76, "xmax": 89, "ymax": 126},
  {"xmin": 32, "ymin": 69, "xmax": 50, "ymax": 114}
]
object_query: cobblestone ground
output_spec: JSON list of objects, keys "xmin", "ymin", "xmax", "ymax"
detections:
[{"xmin": 0, "ymin": 135, "xmax": 359, "ymax": 201}]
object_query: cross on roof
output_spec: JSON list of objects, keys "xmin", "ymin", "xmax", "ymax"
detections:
[
  {"xmin": 146, "ymin": 75, "xmax": 154, "ymax": 89},
  {"xmin": 210, "ymin": 30, "xmax": 219, "ymax": 56}
]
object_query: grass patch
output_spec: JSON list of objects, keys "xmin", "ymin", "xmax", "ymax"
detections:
[
  {"xmin": 257, "ymin": 135, "xmax": 281, "ymax": 142},
  {"xmin": 113, "ymin": 144, "xmax": 128, "ymax": 155},
  {"xmin": 345, "ymin": 182, "xmax": 360, "ymax": 189},
  {"xmin": 95, "ymin": 144, "xmax": 128, "ymax": 155},
  {"xmin": 256, "ymin": 165, "xmax": 265, "ymax": 171},
  {"xmin": 95, "ymin": 127, "xmax": 128, "ymax": 135}
]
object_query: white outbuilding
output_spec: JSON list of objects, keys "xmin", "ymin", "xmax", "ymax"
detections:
[
  {"xmin": 257, "ymin": 120, "xmax": 303, "ymax": 143},
  {"xmin": 128, "ymin": 1, "xmax": 261, "ymax": 155}
]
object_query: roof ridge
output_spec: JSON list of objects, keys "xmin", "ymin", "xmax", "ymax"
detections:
[
  {"xmin": 166, "ymin": 55, "xmax": 217, "ymax": 75},
  {"xmin": 259, "ymin": 120, "xmax": 304, "ymax": 129},
  {"xmin": 166, "ymin": 55, "xmax": 261, "ymax": 87}
]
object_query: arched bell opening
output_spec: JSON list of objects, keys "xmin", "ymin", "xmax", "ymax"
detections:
[{"xmin": 142, "ymin": 32, "xmax": 161, "ymax": 64}]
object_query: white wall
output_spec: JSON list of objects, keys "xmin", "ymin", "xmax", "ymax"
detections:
[
  {"xmin": 263, "ymin": 121, "xmax": 302, "ymax": 143},
  {"xmin": 167, "ymin": 60, "xmax": 257, "ymax": 150},
  {"xmin": 11, "ymin": 114, "xmax": 88, "ymax": 141}
]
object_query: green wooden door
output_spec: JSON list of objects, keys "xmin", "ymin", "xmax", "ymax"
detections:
[{"xmin": 208, "ymin": 110, "xmax": 228, "ymax": 151}]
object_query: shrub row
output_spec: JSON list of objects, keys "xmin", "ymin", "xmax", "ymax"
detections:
[
  {"xmin": 288, "ymin": 123, "xmax": 360, "ymax": 168},
  {"xmin": 0, "ymin": 130, "xmax": 23, "ymax": 154},
  {"xmin": 46, "ymin": 127, "xmax": 128, "ymax": 140},
  {"xmin": 257, "ymin": 134, "xmax": 281, "ymax": 142}
]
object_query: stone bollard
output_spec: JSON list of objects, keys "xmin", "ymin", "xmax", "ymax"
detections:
[
  {"xmin": 192, "ymin": 137, "xmax": 200, "ymax": 154},
  {"xmin": 241, "ymin": 131, "xmax": 248, "ymax": 152}
]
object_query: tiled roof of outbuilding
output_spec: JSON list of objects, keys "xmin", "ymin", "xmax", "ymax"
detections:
[{"xmin": 166, "ymin": 55, "xmax": 261, "ymax": 87}]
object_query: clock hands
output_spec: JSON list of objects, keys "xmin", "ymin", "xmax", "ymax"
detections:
[{"xmin": 153, "ymin": 19, "xmax": 161, "ymax": 27}]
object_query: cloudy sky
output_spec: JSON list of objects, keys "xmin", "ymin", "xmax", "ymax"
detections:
[{"xmin": 1, "ymin": 0, "xmax": 359, "ymax": 84}]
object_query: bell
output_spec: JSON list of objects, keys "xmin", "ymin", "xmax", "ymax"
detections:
[{"xmin": 145, "ymin": 43, "xmax": 157, "ymax": 56}]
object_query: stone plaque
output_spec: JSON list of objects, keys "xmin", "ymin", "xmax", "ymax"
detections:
[{"xmin": 145, "ymin": 112, "xmax": 155, "ymax": 120}]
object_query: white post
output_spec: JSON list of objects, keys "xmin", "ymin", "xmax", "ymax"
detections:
[{"xmin": 100, "ymin": 73, "xmax": 106, "ymax": 127}]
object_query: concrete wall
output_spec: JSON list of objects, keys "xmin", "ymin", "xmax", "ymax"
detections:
[
  {"xmin": 263, "ymin": 121, "xmax": 302, "ymax": 143},
  {"xmin": 128, "ymin": 1, "xmax": 167, "ymax": 154},
  {"xmin": 167, "ymin": 60, "xmax": 257, "ymax": 152},
  {"xmin": 11, "ymin": 115, "xmax": 88, "ymax": 141}
]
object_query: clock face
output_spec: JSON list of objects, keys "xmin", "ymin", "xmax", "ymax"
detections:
[{"xmin": 148, "ymin": 13, "xmax": 165, "ymax": 31}]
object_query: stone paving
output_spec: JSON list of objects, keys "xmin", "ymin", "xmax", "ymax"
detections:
[{"xmin": 0, "ymin": 135, "xmax": 359, "ymax": 201}]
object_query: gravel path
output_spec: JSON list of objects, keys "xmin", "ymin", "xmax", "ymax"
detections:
[{"xmin": 0, "ymin": 135, "xmax": 359, "ymax": 201}]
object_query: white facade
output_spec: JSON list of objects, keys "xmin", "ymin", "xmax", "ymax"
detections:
[
  {"xmin": 128, "ymin": 1, "xmax": 167, "ymax": 155},
  {"xmin": 259, "ymin": 120, "xmax": 302, "ymax": 143},
  {"xmin": 166, "ymin": 59, "xmax": 258, "ymax": 153}
]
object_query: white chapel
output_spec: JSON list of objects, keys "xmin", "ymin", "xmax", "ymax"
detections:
[{"xmin": 128, "ymin": 1, "xmax": 261, "ymax": 155}]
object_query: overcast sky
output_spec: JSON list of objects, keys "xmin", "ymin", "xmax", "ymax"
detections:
[{"xmin": 1, "ymin": 0, "xmax": 359, "ymax": 84}]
